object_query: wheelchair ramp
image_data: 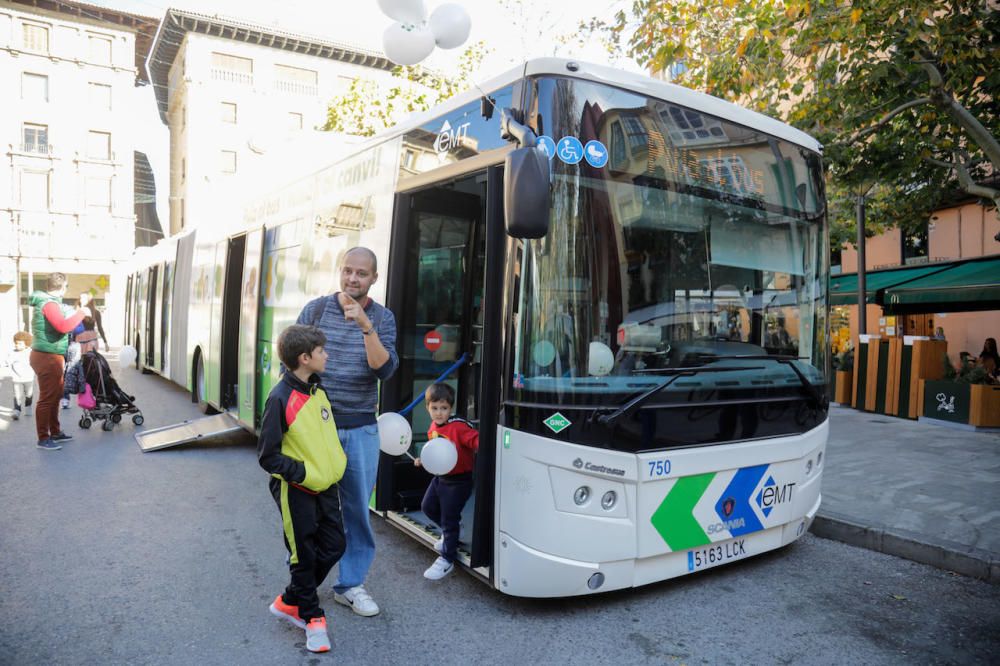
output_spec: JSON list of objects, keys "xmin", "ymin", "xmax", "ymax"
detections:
[{"xmin": 135, "ymin": 413, "xmax": 243, "ymax": 452}]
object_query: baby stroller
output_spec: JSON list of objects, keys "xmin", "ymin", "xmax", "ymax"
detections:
[{"xmin": 77, "ymin": 350, "xmax": 144, "ymax": 431}]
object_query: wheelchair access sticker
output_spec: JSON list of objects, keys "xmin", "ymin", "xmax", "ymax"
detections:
[{"xmin": 556, "ymin": 137, "xmax": 583, "ymax": 164}]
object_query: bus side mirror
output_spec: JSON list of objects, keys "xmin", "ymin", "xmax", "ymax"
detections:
[{"xmin": 504, "ymin": 145, "xmax": 550, "ymax": 239}]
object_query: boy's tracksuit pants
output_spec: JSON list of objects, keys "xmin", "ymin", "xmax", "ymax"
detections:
[{"xmin": 269, "ymin": 478, "xmax": 346, "ymax": 621}]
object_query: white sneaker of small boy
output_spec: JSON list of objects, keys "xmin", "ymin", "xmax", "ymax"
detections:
[
  {"xmin": 423, "ymin": 556, "xmax": 454, "ymax": 580},
  {"xmin": 60, "ymin": 398, "xmax": 70, "ymax": 409},
  {"xmin": 333, "ymin": 586, "xmax": 379, "ymax": 617}
]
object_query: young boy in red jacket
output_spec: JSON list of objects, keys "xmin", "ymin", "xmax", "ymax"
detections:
[{"xmin": 414, "ymin": 382, "xmax": 478, "ymax": 580}]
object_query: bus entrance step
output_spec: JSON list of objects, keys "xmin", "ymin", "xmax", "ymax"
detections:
[{"xmin": 134, "ymin": 413, "xmax": 243, "ymax": 452}]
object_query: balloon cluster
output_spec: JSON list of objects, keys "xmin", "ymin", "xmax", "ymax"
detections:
[
  {"xmin": 377, "ymin": 411, "xmax": 458, "ymax": 475},
  {"xmin": 379, "ymin": 0, "xmax": 471, "ymax": 66}
]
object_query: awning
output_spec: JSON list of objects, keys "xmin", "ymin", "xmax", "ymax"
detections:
[
  {"xmin": 829, "ymin": 262, "xmax": 956, "ymax": 307},
  {"xmin": 882, "ymin": 256, "xmax": 1000, "ymax": 314}
]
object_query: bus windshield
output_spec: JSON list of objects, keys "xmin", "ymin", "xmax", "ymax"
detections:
[{"xmin": 511, "ymin": 77, "xmax": 828, "ymax": 408}]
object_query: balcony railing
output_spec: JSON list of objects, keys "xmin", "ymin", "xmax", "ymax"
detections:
[
  {"xmin": 18, "ymin": 143, "xmax": 53, "ymax": 155},
  {"xmin": 211, "ymin": 69, "xmax": 253, "ymax": 85},
  {"xmin": 13, "ymin": 214, "xmax": 134, "ymax": 260},
  {"xmin": 274, "ymin": 80, "xmax": 318, "ymax": 96}
]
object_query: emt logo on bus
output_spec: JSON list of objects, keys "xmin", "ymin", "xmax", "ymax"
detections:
[{"xmin": 434, "ymin": 119, "xmax": 472, "ymax": 155}]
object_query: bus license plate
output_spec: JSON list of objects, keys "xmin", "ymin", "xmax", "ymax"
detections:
[{"xmin": 687, "ymin": 538, "xmax": 748, "ymax": 572}]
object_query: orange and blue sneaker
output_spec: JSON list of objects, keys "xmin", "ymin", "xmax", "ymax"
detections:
[
  {"xmin": 269, "ymin": 595, "xmax": 306, "ymax": 629},
  {"xmin": 305, "ymin": 617, "xmax": 331, "ymax": 653}
]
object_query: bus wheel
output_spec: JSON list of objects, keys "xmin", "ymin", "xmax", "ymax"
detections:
[{"xmin": 193, "ymin": 354, "xmax": 218, "ymax": 415}]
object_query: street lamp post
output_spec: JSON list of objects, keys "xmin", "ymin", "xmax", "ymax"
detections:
[{"xmin": 856, "ymin": 193, "xmax": 867, "ymax": 335}]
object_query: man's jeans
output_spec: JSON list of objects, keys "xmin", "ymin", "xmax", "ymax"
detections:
[{"xmin": 333, "ymin": 423, "xmax": 380, "ymax": 593}]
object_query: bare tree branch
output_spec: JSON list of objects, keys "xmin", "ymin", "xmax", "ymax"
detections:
[
  {"xmin": 846, "ymin": 98, "xmax": 933, "ymax": 144},
  {"xmin": 926, "ymin": 157, "xmax": 1000, "ymax": 202},
  {"xmin": 918, "ymin": 61, "xmax": 1000, "ymax": 169}
]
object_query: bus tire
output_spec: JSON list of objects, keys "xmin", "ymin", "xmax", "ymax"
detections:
[{"xmin": 193, "ymin": 353, "xmax": 218, "ymax": 415}]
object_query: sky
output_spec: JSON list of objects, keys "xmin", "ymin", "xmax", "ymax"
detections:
[{"xmin": 84, "ymin": 0, "xmax": 642, "ymax": 80}]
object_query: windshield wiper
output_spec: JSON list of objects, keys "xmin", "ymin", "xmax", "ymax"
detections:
[
  {"xmin": 595, "ymin": 365, "xmax": 764, "ymax": 428},
  {"xmin": 692, "ymin": 354, "xmax": 829, "ymax": 410}
]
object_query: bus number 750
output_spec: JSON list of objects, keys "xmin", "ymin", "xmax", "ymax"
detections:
[{"xmin": 647, "ymin": 459, "xmax": 671, "ymax": 479}]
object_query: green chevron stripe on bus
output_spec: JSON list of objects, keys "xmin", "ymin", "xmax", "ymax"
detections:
[{"xmin": 650, "ymin": 473, "xmax": 715, "ymax": 551}]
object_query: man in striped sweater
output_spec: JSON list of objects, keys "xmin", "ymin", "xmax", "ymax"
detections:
[{"xmin": 296, "ymin": 247, "xmax": 398, "ymax": 617}]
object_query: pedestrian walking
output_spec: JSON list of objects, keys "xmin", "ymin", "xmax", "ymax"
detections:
[
  {"xmin": 28, "ymin": 273, "xmax": 86, "ymax": 450},
  {"xmin": 295, "ymin": 246, "xmax": 399, "ymax": 617},
  {"xmin": 3, "ymin": 331, "xmax": 36, "ymax": 420},
  {"xmin": 259, "ymin": 324, "xmax": 347, "ymax": 653}
]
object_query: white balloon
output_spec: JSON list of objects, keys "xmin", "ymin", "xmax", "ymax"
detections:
[
  {"xmin": 377, "ymin": 412, "xmax": 413, "ymax": 456},
  {"xmin": 421, "ymin": 437, "xmax": 458, "ymax": 475},
  {"xmin": 377, "ymin": 0, "xmax": 426, "ymax": 24},
  {"xmin": 588, "ymin": 341, "xmax": 615, "ymax": 376},
  {"xmin": 383, "ymin": 21, "xmax": 436, "ymax": 66},
  {"xmin": 429, "ymin": 3, "xmax": 471, "ymax": 49},
  {"xmin": 118, "ymin": 344, "xmax": 137, "ymax": 371}
]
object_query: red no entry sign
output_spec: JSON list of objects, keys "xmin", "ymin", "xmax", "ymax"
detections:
[{"xmin": 424, "ymin": 330, "xmax": 442, "ymax": 352}]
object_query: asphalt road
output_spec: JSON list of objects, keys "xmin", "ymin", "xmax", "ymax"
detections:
[{"xmin": 1, "ymin": 369, "xmax": 997, "ymax": 665}]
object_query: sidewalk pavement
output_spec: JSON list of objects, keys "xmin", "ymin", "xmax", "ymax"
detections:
[{"xmin": 814, "ymin": 404, "xmax": 1000, "ymax": 583}]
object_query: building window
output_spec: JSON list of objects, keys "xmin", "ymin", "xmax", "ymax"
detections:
[
  {"xmin": 221, "ymin": 102, "xmax": 237, "ymax": 124},
  {"xmin": 21, "ymin": 73, "xmax": 48, "ymax": 101},
  {"xmin": 22, "ymin": 123, "xmax": 48, "ymax": 153},
  {"xmin": 288, "ymin": 112, "xmax": 304, "ymax": 131},
  {"xmin": 22, "ymin": 23, "xmax": 49, "ymax": 53},
  {"xmin": 622, "ymin": 114, "xmax": 647, "ymax": 155},
  {"xmin": 275, "ymin": 64, "xmax": 318, "ymax": 94},
  {"xmin": 87, "ymin": 131, "xmax": 111, "ymax": 160},
  {"xmin": 609, "ymin": 121, "xmax": 626, "ymax": 170},
  {"xmin": 220, "ymin": 150, "xmax": 237, "ymax": 174},
  {"xmin": 211, "ymin": 52, "xmax": 253, "ymax": 84},
  {"xmin": 20, "ymin": 170, "xmax": 49, "ymax": 210},
  {"xmin": 86, "ymin": 177, "xmax": 112, "ymax": 211},
  {"xmin": 89, "ymin": 83, "xmax": 112, "ymax": 110},
  {"xmin": 88, "ymin": 35, "xmax": 112, "ymax": 65},
  {"xmin": 902, "ymin": 221, "xmax": 929, "ymax": 265}
]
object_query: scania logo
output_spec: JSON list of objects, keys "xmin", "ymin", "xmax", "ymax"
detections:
[
  {"xmin": 721, "ymin": 497, "xmax": 736, "ymax": 517},
  {"xmin": 707, "ymin": 518, "xmax": 745, "ymax": 534},
  {"xmin": 572, "ymin": 458, "xmax": 584, "ymax": 469}
]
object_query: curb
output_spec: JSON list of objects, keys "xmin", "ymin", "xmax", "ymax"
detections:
[{"xmin": 810, "ymin": 512, "xmax": 999, "ymax": 584}]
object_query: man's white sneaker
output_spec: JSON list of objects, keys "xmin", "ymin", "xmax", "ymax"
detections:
[
  {"xmin": 333, "ymin": 586, "xmax": 379, "ymax": 617},
  {"xmin": 423, "ymin": 556, "xmax": 454, "ymax": 580}
]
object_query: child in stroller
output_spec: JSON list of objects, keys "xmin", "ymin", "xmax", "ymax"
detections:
[{"xmin": 65, "ymin": 350, "xmax": 144, "ymax": 431}]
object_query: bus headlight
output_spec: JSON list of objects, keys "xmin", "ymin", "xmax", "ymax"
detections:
[
  {"xmin": 574, "ymin": 486, "xmax": 591, "ymax": 506},
  {"xmin": 601, "ymin": 490, "xmax": 617, "ymax": 510}
]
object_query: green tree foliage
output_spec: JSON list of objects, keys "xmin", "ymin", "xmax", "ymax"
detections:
[
  {"xmin": 608, "ymin": 0, "xmax": 999, "ymax": 239},
  {"xmin": 323, "ymin": 42, "xmax": 488, "ymax": 137}
]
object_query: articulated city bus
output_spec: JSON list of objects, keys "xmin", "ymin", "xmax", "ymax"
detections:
[{"xmin": 125, "ymin": 58, "xmax": 829, "ymax": 598}]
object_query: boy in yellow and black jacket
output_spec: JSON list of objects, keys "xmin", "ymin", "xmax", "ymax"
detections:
[{"xmin": 258, "ymin": 324, "xmax": 347, "ymax": 654}]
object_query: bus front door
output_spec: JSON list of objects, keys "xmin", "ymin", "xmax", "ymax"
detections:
[{"xmin": 382, "ymin": 172, "xmax": 489, "ymax": 571}]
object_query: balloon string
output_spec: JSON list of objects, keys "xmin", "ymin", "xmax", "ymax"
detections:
[{"xmin": 399, "ymin": 352, "xmax": 470, "ymax": 416}]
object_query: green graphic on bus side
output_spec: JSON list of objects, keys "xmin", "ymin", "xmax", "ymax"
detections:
[{"xmin": 649, "ymin": 472, "xmax": 715, "ymax": 551}]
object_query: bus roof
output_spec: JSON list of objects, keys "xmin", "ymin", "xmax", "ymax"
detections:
[{"xmin": 372, "ymin": 58, "xmax": 822, "ymax": 154}]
